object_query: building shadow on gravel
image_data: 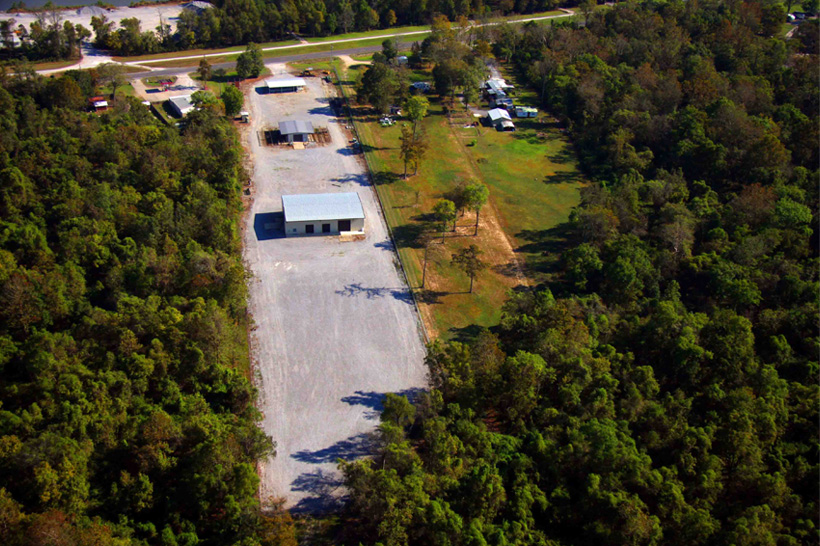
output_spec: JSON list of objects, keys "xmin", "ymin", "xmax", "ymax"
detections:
[
  {"xmin": 289, "ymin": 469, "xmax": 346, "ymax": 514},
  {"xmin": 253, "ymin": 212, "xmax": 285, "ymax": 241}
]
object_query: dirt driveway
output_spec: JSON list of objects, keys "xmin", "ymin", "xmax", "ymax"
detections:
[
  {"xmin": 243, "ymin": 64, "xmax": 427, "ymax": 512},
  {"xmin": 131, "ymin": 74, "xmax": 200, "ymax": 102}
]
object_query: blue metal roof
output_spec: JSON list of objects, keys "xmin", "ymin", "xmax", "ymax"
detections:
[{"xmin": 282, "ymin": 193, "xmax": 365, "ymax": 222}]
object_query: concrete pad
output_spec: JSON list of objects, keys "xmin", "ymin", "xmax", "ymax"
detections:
[{"xmin": 244, "ymin": 64, "xmax": 427, "ymax": 512}]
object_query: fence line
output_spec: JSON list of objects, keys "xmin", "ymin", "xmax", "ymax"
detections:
[{"xmin": 333, "ymin": 66, "xmax": 429, "ymax": 345}]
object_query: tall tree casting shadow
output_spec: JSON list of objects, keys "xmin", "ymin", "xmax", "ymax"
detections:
[{"xmin": 516, "ymin": 222, "xmax": 577, "ymax": 290}]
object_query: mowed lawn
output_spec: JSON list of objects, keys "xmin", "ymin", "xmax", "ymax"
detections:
[
  {"xmin": 457, "ymin": 69, "xmax": 585, "ymax": 278},
  {"xmin": 340, "ymin": 63, "xmax": 583, "ymax": 339}
]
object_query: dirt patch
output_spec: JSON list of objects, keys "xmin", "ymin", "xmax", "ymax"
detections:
[
  {"xmin": 338, "ymin": 55, "xmax": 371, "ymax": 69},
  {"xmin": 131, "ymin": 74, "xmax": 201, "ymax": 102}
]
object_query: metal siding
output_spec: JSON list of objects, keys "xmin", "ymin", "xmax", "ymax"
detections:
[
  {"xmin": 265, "ymin": 78, "xmax": 307, "ymax": 90},
  {"xmin": 279, "ymin": 120, "xmax": 314, "ymax": 135},
  {"xmin": 284, "ymin": 217, "xmax": 365, "ymax": 237}
]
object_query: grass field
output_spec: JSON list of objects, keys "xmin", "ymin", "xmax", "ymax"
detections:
[
  {"xmin": 456, "ymin": 67, "xmax": 585, "ymax": 279},
  {"xmin": 190, "ymin": 67, "xmax": 272, "ymax": 95},
  {"xmin": 338, "ymin": 63, "xmax": 584, "ymax": 339},
  {"xmin": 132, "ymin": 37, "xmax": 410, "ymax": 69},
  {"xmin": 491, "ymin": 9, "xmax": 565, "ymax": 22},
  {"xmin": 141, "ymin": 75, "xmax": 177, "ymax": 86},
  {"xmin": 99, "ymin": 81, "xmax": 137, "ymax": 99},
  {"xmin": 146, "ymin": 57, "xmax": 231, "ymax": 68},
  {"xmin": 31, "ymin": 59, "xmax": 78, "ymax": 71},
  {"xmin": 305, "ymin": 25, "xmax": 431, "ymax": 42},
  {"xmin": 289, "ymin": 59, "xmax": 339, "ymax": 73},
  {"xmin": 112, "ymin": 41, "xmax": 301, "ymax": 63}
]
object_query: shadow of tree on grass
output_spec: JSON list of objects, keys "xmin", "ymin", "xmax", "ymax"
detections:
[
  {"xmin": 544, "ymin": 170, "xmax": 583, "ymax": 184},
  {"xmin": 447, "ymin": 324, "xmax": 486, "ymax": 343},
  {"xmin": 516, "ymin": 222, "xmax": 576, "ymax": 288}
]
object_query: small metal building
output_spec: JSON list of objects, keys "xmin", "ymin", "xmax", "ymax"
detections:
[
  {"xmin": 279, "ymin": 120, "xmax": 314, "ymax": 143},
  {"xmin": 515, "ymin": 106, "xmax": 538, "ymax": 118},
  {"xmin": 168, "ymin": 95, "xmax": 195, "ymax": 117},
  {"xmin": 282, "ymin": 193, "xmax": 365, "ymax": 237},
  {"xmin": 88, "ymin": 96, "xmax": 108, "ymax": 112},
  {"xmin": 182, "ymin": 1, "xmax": 213, "ymax": 14},
  {"xmin": 487, "ymin": 108, "xmax": 513, "ymax": 130},
  {"xmin": 265, "ymin": 77, "xmax": 307, "ymax": 93},
  {"xmin": 490, "ymin": 96, "xmax": 514, "ymax": 109}
]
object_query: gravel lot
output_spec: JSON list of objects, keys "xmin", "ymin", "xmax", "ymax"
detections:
[
  {"xmin": 5, "ymin": 4, "xmax": 184, "ymax": 34},
  {"xmin": 244, "ymin": 65, "xmax": 427, "ymax": 511}
]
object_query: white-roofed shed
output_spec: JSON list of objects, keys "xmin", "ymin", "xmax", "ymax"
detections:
[
  {"xmin": 183, "ymin": 1, "xmax": 214, "ymax": 14},
  {"xmin": 487, "ymin": 108, "xmax": 514, "ymax": 131},
  {"xmin": 265, "ymin": 78, "xmax": 307, "ymax": 93},
  {"xmin": 168, "ymin": 95, "xmax": 195, "ymax": 117},
  {"xmin": 487, "ymin": 108, "xmax": 512, "ymax": 123}
]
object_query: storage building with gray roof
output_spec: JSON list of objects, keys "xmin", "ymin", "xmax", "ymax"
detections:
[{"xmin": 282, "ymin": 192, "xmax": 365, "ymax": 236}]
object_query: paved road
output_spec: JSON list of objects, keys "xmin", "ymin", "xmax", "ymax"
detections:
[
  {"xmin": 35, "ymin": 11, "xmax": 574, "ymax": 76},
  {"xmin": 245, "ymin": 67, "xmax": 427, "ymax": 512},
  {"xmin": 126, "ymin": 43, "xmax": 411, "ymax": 79},
  {"xmin": 123, "ymin": 11, "xmax": 573, "ymax": 67}
]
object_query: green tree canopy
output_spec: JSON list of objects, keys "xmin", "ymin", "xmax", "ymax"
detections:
[{"xmin": 235, "ymin": 42, "xmax": 264, "ymax": 79}]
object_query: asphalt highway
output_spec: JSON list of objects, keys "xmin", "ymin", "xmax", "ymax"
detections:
[{"xmin": 127, "ymin": 42, "xmax": 413, "ymax": 79}]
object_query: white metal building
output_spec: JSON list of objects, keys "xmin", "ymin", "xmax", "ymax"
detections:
[
  {"xmin": 182, "ymin": 1, "xmax": 213, "ymax": 14},
  {"xmin": 168, "ymin": 95, "xmax": 195, "ymax": 117},
  {"xmin": 487, "ymin": 108, "xmax": 514, "ymax": 130},
  {"xmin": 265, "ymin": 77, "xmax": 307, "ymax": 93},
  {"xmin": 515, "ymin": 106, "xmax": 538, "ymax": 118},
  {"xmin": 282, "ymin": 193, "xmax": 365, "ymax": 237},
  {"xmin": 279, "ymin": 120, "xmax": 314, "ymax": 143}
]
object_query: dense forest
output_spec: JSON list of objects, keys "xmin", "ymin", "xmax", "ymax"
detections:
[
  {"xmin": 172, "ymin": 0, "xmax": 565, "ymax": 50},
  {"xmin": 0, "ymin": 73, "xmax": 293, "ymax": 544},
  {"xmin": 338, "ymin": 1, "xmax": 819, "ymax": 545}
]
